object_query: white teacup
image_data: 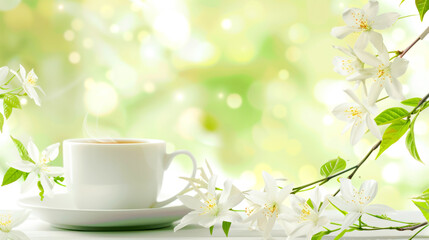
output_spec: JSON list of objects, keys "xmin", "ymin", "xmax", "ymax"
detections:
[{"xmin": 63, "ymin": 138, "xmax": 197, "ymax": 209}]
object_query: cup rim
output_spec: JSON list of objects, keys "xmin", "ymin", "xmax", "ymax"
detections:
[{"xmin": 63, "ymin": 138, "xmax": 165, "ymax": 145}]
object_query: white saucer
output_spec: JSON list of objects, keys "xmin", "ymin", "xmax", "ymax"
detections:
[{"xmin": 18, "ymin": 194, "xmax": 190, "ymax": 231}]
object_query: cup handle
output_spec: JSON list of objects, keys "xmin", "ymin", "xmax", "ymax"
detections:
[{"xmin": 151, "ymin": 150, "xmax": 197, "ymax": 208}]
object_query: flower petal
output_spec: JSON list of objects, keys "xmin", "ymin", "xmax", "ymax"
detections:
[
  {"xmin": 359, "ymin": 179, "xmax": 378, "ymax": 204},
  {"xmin": 177, "ymin": 195, "xmax": 203, "ymax": 210},
  {"xmin": 262, "ymin": 171, "xmax": 277, "ymax": 195},
  {"xmin": 328, "ymin": 196, "xmax": 355, "ymax": 213},
  {"xmin": 19, "ymin": 65, "xmax": 26, "ymax": 81},
  {"xmin": 341, "ymin": 212, "xmax": 361, "ymax": 231},
  {"xmin": 365, "ymin": 114, "xmax": 382, "ymax": 140},
  {"xmin": 246, "ymin": 190, "xmax": 268, "ymax": 206},
  {"xmin": 10, "ymin": 210, "xmax": 30, "ymax": 229},
  {"xmin": 346, "ymin": 69, "xmax": 374, "ymax": 82},
  {"xmin": 27, "ymin": 139, "xmax": 39, "ymax": 163},
  {"xmin": 367, "ymin": 80, "xmax": 383, "ymax": 106},
  {"xmin": 25, "ymin": 85, "xmax": 41, "ymax": 106},
  {"xmin": 339, "ymin": 178, "xmax": 355, "ymax": 201},
  {"xmin": 350, "ymin": 118, "xmax": 366, "ymax": 145},
  {"xmin": 287, "ymin": 222, "xmax": 314, "ymax": 240},
  {"xmin": 40, "ymin": 174, "xmax": 54, "ymax": 198},
  {"xmin": 331, "ymin": 26, "xmax": 359, "ymax": 39},
  {"xmin": 344, "ymin": 89, "xmax": 364, "ymax": 106},
  {"xmin": 277, "ymin": 184, "xmax": 293, "ymax": 203},
  {"xmin": 363, "ymin": 0, "xmax": 379, "ymax": 21},
  {"xmin": 207, "ymin": 175, "xmax": 217, "ymax": 195},
  {"xmin": 197, "ymin": 214, "xmax": 217, "ymax": 228},
  {"xmin": 8, "ymin": 160, "xmax": 34, "ymax": 173},
  {"xmin": 342, "ymin": 8, "xmax": 365, "ymax": 28},
  {"xmin": 333, "ymin": 56, "xmax": 354, "ymax": 76},
  {"xmin": 332, "ymin": 103, "xmax": 356, "ymax": 122},
  {"xmin": 42, "ymin": 143, "xmax": 60, "ymax": 162},
  {"xmin": 333, "ymin": 45, "xmax": 354, "ymax": 57},
  {"xmin": 21, "ymin": 172, "xmax": 37, "ymax": 193},
  {"xmin": 365, "ymin": 204, "xmax": 394, "ymax": 215},
  {"xmin": 372, "ymin": 12, "xmax": 400, "ymax": 30},
  {"xmin": 223, "ymin": 183, "xmax": 244, "ymax": 210},
  {"xmin": 355, "ymin": 30, "xmax": 369, "ymax": 49},
  {"xmin": 0, "ymin": 233, "xmax": 8, "ymax": 240},
  {"xmin": 368, "ymin": 31, "xmax": 386, "ymax": 54},
  {"xmin": 174, "ymin": 212, "xmax": 200, "ymax": 232},
  {"xmin": 219, "ymin": 179, "xmax": 232, "ymax": 205},
  {"xmin": 0, "ymin": 66, "xmax": 9, "ymax": 84},
  {"xmin": 6, "ymin": 230, "xmax": 30, "ymax": 240},
  {"xmin": 44, "ymin": 166, "xmax": 64, "ymax": 177},
  {"xmin": 263, "ymin": 215, "xmax": 276, "ymax": 239},
  {"xmin": 384, "ymin": 78, "xmax": 404, "ymax": 100},
  {"xmin": 354, "ymin": 49, "xmax": 381, "ymax": 67},
  {"xmin": 390, "ymin": 58, "xmax": 409, "ymax": 78},
  {"xmin": 219, "ymin": 210, "xmax": 242, "ymax": 223}
]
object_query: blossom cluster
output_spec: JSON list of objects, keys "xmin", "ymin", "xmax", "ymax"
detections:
[
  {"xmin": 331, "ymin": 0, "xmax": 408, "ymax": 145},
  {"xmin": 175, "ymin": 162, "xmax": 388, "ymax": 239},
  {"xmin": 175, "ymin": 1, "xmax": 429, "ymax": 239}
]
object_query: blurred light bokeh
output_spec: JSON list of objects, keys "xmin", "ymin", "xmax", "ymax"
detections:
[{"xmin": 1, "ymin": 0, "xmax": 429, "ymax": 209}]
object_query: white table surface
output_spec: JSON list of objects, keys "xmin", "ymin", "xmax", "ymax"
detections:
[{"xmin": 14, "ymin": 211, "xmax": 429, "ymax": 239}]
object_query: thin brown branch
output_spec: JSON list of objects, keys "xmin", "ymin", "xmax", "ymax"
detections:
[{"xmin": 399, "ymin": 26, "xmax": 429, "ymax": 58}]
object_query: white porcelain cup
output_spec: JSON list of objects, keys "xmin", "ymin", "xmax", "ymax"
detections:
[{"xmin": 63, "ymin": 138, "xmax": 197, "ymax": 209}]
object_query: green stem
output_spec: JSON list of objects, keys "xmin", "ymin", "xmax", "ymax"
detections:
[
  {"xmin": 376, "ymin": 96, "xmax": 389, "ymax": 103},
  {"xmin": 409, "ymin": 224, "xmax": 429, "ymax": 240},
  {"xmin": 367, "ymin": 213, "xmax": 420, "ymax": 225},
  {"xmin": 1, "ymin": 87, "xmax": 22, "ymax": 94},
  {"xmin": 291, "ymin": 165, "xmax": 357, "ymax": 194},
  {"xmin": 4, "ymin": 68, "xmax": 19, "ymax": 85}
]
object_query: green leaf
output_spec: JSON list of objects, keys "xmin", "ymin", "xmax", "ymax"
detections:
[
  {"xmin": 209, "ymin": 226, "xmax": 214, "ymax": 235},
  {"xmin": 374, "ymin": 107, "xmax": 409, "ymax": 125},
  {"xmin": 413, "ymin": 193, "xmax": 429, "ymax": 201},
  {"xmin": 406, "ymin": 114, "xmax": 422, "ymax": 163},
  {"xmin": 1, "ymin": 168, "xmax": 23, "ymax": 186},
  {"xmin": 333, "ymin": 230, "xmax": 348, "ymax": 240},
  {"xmin": 10, "ymin": 136, "xmax": 34, "ymax": 163},
  {"xmin": 4, "ymin": 94, "xmax": 21, "ymax": 109},
  {"xmin": 0, "ymin": 112, "xmax": 4, "ymax": 133},
  {"xmin": 306, "ymin": 198, "xmax": 314, "ymax": 209},
  {"xmin": 320, "ymin": 157, "xmax": 346, "ymax": 177},
  {"xmin": 222, "ymin": 221, "xmax": 231, "ymax": 237},
  {"xmin": 416, "ymin": 0, "xmax": 429, "ymax": 21},
  {"xmin": 3, "ymin": 102, "xmax": 12, "ymax": 119},
  {"xmin": 413, "ymin": 200, "xmax": 429, "ymax": 222},
  {"xmin": 312, "ymin": 230, "xmax": 331, "ymax": 240},
  {"xmin": 377, "ymin": 119, "xmax": 411, "ymax": 159},
  {"xmin": 401, "ymin": 97, "xmax": 422, "ymax": 107},
  {"xmin": 37, "ymin": 181, "xmax": 45, "ymax": 201}
]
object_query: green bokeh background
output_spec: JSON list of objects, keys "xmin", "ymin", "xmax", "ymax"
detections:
[{"xmin": 1, "ymin": 0, "xmax": 429, "ymax": 209}]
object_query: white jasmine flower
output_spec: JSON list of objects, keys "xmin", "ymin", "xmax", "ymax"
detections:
[
  {"xmin": 0, "ymin": 66, "xmax": 9, "ymax": 85},
  {"xmin": 328, "ymin": 178, "xmax": 393, "ymax": 231},
  {"xmin": 0, "ymin": 210, "xmax": 30, "ymax": 240},
  {"xmin": 355, "ymin": 46, "xmax": 408, "ymax": 104},
  {"xmin": 244, "ymin": 171, "xmax": 293, "ymax": 239},
  {"xmin": 10, "ymin": 65, "xmax": 43, "ymax": 106},
  {"xmin": 281, "ymin": 187, "xmax": 330, "ymax": 240},
  {"xmin": 180, "ymin": 160, "xmax": 214, "ymax": 193},
  {"xmin": 8, "ymin": 139, "xmax": 63, "ymax": 198},
  {"xmin": 332, "ymin": 89, "xmax": 381, "ymax": 145},
  {"xmin": 174, "ymin": 176, "xmax": 243, "ymax": 231},
  {"xmin": 333, "ymin": 46, "xmax": 373, "ymax": 91},
  {"xmin": 331, "ymin": 0, "xmax": 400, "ymax": 49}
]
